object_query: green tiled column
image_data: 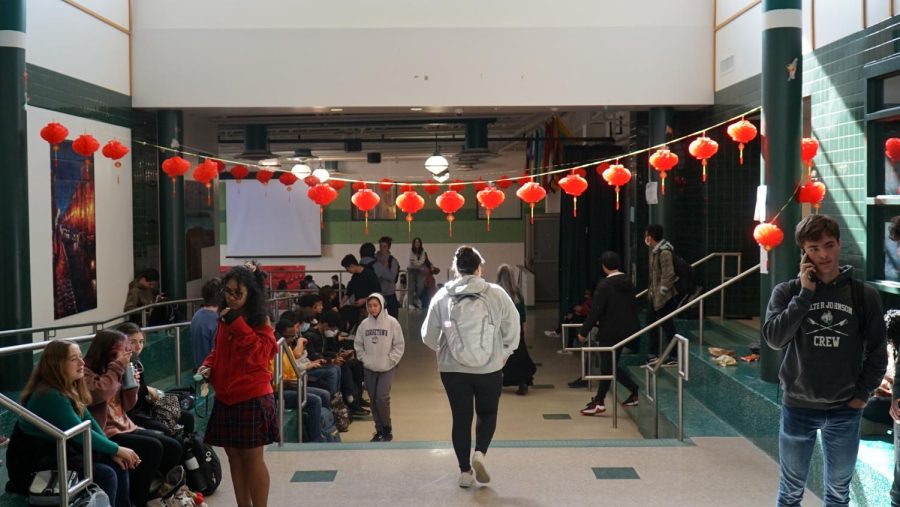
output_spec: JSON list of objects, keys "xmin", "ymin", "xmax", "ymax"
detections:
[
  {"xmin": 0, "ymin": 0, "xmax": 32, "ymax": 390},
  {"xmin": 157, "ymin": 111, "xmax": 186, "ymax": 303},
  {"xmin": 759, "ymin": 0, "xmax": 802, "ymax": 383},
  {"xmin": 649, "ymin": 107, "xmax": 675, "ymax": 232}
]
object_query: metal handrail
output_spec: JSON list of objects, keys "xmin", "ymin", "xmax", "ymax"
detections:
[
  {"xmin": 635, "ymin": 251, "xmax": 742, "ymax": 315},
  {"xmin": 0, "ymin": 392, "xmax": 93, "ymax": 506},
  {"xmin": 644, "ymin": 335, "xmax": 690, "ymax": 440},
  {"xmin": 577, "ymin": 262, "xmax": 761, "ymax": 433},
  {"xmin": 274, "ymin": 337, "xmax": 307, "ymax": 447},
  {"xmin": 0, "ymin": 297, "xmax": 201, "ymax": 341}
]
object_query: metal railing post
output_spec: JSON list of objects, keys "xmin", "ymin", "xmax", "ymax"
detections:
[
  {"xmin": 720, "ymin": 255, "xmax": 726, "ymax": 318},
  {"xmin": 174, "ymin": 327, "xmax": 182, "ymax": 387},
  {"xmin": 698, "ymin": 299, "xmax": 704, "ymax": 348},
  {"xmin": 611, "ymin": 351, "xmax": 618, "ymax": 429},
  {"xmin": 276, "ymin": 339, "xmax": 284, "ymax": 447},
  {"xmin": 653, "ymin": 373, "xmax": 659, "ymax": 439},
  {"xmin": 56, "ymin": 438, "xmax": 70, "ymax": 505}
]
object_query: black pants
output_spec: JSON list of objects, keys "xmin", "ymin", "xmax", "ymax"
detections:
[
  {"xmin": 440, "ymin": 371, "xmax": 503, "ymax": 472},
  {"xmin": 383, "ymin": 294, "xmax": 399, "ymax": 318},
  {"xmin": 593, "ymin": 348, "xmax": 639, "ymax": 402},
  {"xmin": 648, "ymin": 297, "xmax": 678, "ymax": 359},
  {"xmin": 111, "ymin": 428, "xmax": 182, "ymax": 506}
]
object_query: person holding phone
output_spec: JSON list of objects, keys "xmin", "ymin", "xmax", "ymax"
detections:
[{"xmin": 762, "ymin": 214, "xmax": 887, "ymax": 506}]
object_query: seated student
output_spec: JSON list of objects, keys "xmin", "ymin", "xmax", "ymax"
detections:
[
  {"xmin": 297, "ymin": 294, "xmax": 324, "ymax": 322},
  {"xmin": 5, "ymin": 340, "xmax": 139, "ymax": 507},
  {"xmin": 340, "ymin": 254, "xmax": 380, "ymax": 334},
  {"xmin": 865, "ymin": 310, "xmax": 899, "ymax": 428},
  {"xmin": 331, "ymin": 274, "xmax": 346, "ymax": 292},
  {"xmin": 272, "ymin": 319, "xmax": 333, "ymax": 442},
  {"xmin": 319, "ymin": 286, "xmax": 338, "ymax": 314},
  {"xmin": 547, "ymin": 288, "xmax": 592, "ymax": 351},
  {"xmin": 304, "ymin": 275, "xmax": 320, "ymax": 291},
  {"xmin": 305, "ymin": 310, "xmax": 368, "ymax": 416},
  {"xmin": 83, "ymin": 330, "xmax": 183, "ymax": 507},
  {"xmin": 295, "ymin": 310, "xmax": 341, "ymax": 397},
  {"xmin": 117, "ymin": 323, "xmax": 194, "ymax": 436},
  {"xmin": 123, "ymin": 268, "xmax": 162, "ymax": 324}
]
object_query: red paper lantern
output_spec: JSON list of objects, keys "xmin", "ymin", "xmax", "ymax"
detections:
[
  {"xmin": 436, "ymin": 190, "xmax": 465, "ymax": 237},
  {"xmin": 101, "ymin": 139, "xmax": 129, "ymax": 183},
  {"xmin": 516, "ymin": 171, "xmax": 533, "ymax": 186},
  {"xmin": 378, "ymin": 178, "xmax": 394, "ymax": 193},
  {"xmin": 193, "ymin": 160, "xmax": 218, "ymax": 206},
  {"xmin": 101, "ymin": 140, "xmax": 129, "ymax": 167},
  {"xmin": 798, "ymin": 180, "xmax": 827, "ymax": 212},
  {"xmin": 41, "ymin": 122, "xmax": 68, "ymax": 167},
  {"xmin": 886, "ymin": 138, "xmax": 900, "ymax": 164},
  {"xmin": 449, "ymin": 179, "xmax": 465, "ymax": 193},
  {"xmin": 395, "ymin": 190, "xmax": 425, "ymax": 236},
  {"xmin": 161, "ymin": 156, "xmax": 191, "ymax": 186},
  {"xmin": 801, "ymin": 137, "xmax": 819, "ymax": 170},
  {"xmin": 688, "ymin": 135, "xmax": 718, "ymax": 183},
  {"xmin": 72, "ymin": 134, "xmax": 100, "ymax": 174},
  {"xmin": 351, "ymin": 181, "xmax": 369, "ymax": 192},
  {"xmin": 595, "ymin": 162, "xmax": 611, "ymax": 176},
  {"xmin": 558, "ymin": 172, "xmax": 588, "ymax": 217},
  {"xmin": 601, "ymin": 164, "xmax": 632, "ymax": 211},
  {"xmin": 476, "ymin": 186, "xmax": 505, "ymax": 231},
  {"xmin": 213, "ymin": 160, "xmax": 226, "ymax": 173},
  {"xmin": 496, "ymin": 176, "xmax": 512, "ymax": 189},
  {"xmin": 516, "ymin": 181, "xmax": 546, "ymax": 224},
  {"xmin": 573, "ymin": 167, "xmax": 587, "ymax": 178},
  {"xmin": 230, "ymin": 164, "xmax": 249, "ymax": 182},
  {"xmin": 422, "ymin": 179, "xmax": 440, "ymax": 197},
  {"xmin": 473, "ymin": 178, "xmax": 489, "ymax": 192},
  {"xmin": 256, "ymin": 169, "xmax": 274, "ymax": 186},
  {"xmin": 304, "ymin": 175, "xmax": 320, "ymax": 187},
  {"xmin": 754, "ymin": 223, "xmax": 784, "ymax": 251},
  {"xmin": 328, "ymin": 179, "xmax": 346, "ymax": 191},
  {"xmin": 351, "ymin": 188, "xmax": 381, "ymax": 235},
  {"xmin": 307, "ymin": 183, "xmax": 339, "ymax": 229},
  {"xmin": 649, "ymin": 149, "xmax": 679, "ymax": 195},
  {"xmin": 726, "ymin": 119, "xmax": 758, "ymax": 165},
  {"xmin": 399, "ymin": 182, "xmax": 415, "ymax": 193},
  {"xmin": 279, "ymin": 172, "xmax": 299, "ymax": 194}
]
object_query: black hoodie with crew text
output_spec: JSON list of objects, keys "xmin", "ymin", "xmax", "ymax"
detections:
[{"xmin": 762, "ymin": 266, "xmax": 887, "ymax": 409}]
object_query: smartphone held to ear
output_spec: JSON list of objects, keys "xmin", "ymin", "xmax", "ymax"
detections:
[{"xmin": 800, "ymin": 250, "xmax": 818, "ymax": 282}]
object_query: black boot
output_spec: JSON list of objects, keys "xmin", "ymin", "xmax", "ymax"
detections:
[{"xmin": 516, "ymin": 383, "xmax": 528, "ymax": 395}]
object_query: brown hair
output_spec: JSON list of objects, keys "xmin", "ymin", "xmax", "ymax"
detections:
[
  {"xmin": 21, "ymin": 340, "xmax": 91, "ymax": 417},
  {"xmin": 794, "ymin": 214, "xmax": 840, "ymax": 246},
  {"xmin": 83, "ymin": 330, "xmax": 127, "ymax": 375}
]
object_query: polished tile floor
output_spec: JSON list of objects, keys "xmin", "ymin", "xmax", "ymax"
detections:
[{"xmin": 203, "ymin": 306, "xmax": 813, "ymax": 506}]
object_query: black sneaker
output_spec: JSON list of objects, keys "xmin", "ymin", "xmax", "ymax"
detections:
[
  {"xmin": 360, "ymin": 399, "xmax": 371, "ymax": 408},
  {"xmin": 352, "ymin": 407, "xmax": 371, "ymax": 417},
  {"xmin": 622, "ymin": 392, "xmax": 640, "ymax": 407},
  {"xmin": 567, "ymin": 378, "xmax": 589, "ymax": 388},
  {"xmin": 382, "ymin": 433, "xmax": 393, "ymax": 442},
  {"xmin": 370, "ymin": 433, "xmax": 384, "ymax": 442},
  {"xmin": 516, "ymin": 384, "xmax": 528, "ymax": 395}
]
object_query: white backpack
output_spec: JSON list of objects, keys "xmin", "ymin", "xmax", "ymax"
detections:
[{"xmin": 441, "ymin": 288, "xmax": 496, "ymax": 367}]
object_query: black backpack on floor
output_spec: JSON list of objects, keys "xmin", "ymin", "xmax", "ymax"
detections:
[{"xmin": 181, "ymin": 435, "xmax": 221, "ymax": 496}]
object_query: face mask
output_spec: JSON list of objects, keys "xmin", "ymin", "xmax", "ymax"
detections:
[
  {"xmin": 325, "ymin": 329, "xmax": 337, "ymax": 338},
  {"xmin": 300, "ymin": 323, "xmax": 310, "ymax": 333}
]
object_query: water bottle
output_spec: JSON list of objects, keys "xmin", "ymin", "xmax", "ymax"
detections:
[
  {"xmin": 122, "ymin": 363, "xmax": 138, "ymax": 390},
  {"xmin": 183, "ymin": 441, "xmax": 209, "ymax": 492}
]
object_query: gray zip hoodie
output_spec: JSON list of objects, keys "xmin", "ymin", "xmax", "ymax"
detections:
[
  {"xmin": 421, "ymin": 274, "xmax": 520, "ymax": 374},
  {"xmin": 762, "ymin": 266, "xmax": 887, "ymax": 409},
  {"xmin": 353, "ymin": 293, "xmax": 405, "ymax": 372}
]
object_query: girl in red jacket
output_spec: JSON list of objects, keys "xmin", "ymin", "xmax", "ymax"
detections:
[{"xmin": 199, "ymin": 263, "xmax": 278, "ymax": 507}]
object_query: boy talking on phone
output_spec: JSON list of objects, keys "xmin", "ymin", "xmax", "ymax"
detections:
[{"xmin": 762, "ymin": 214, "xmax": 887, "ymax": 506}]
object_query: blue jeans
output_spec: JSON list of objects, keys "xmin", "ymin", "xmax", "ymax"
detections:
[
  {"xmin": 94, "ymin": 456, "xmax": 130, "ymax": 507},
  {"xmin": 777, "ymin": 405, "xmax": 863, "ymax": 507},
  {"xmin": 307, "ymin": 364, "xmax": 340, "ymax": 396}
]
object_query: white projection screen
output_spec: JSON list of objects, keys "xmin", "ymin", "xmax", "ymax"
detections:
[{"xmin": 225, "ymin": 181, "xmax": 322, "ymax": 257}]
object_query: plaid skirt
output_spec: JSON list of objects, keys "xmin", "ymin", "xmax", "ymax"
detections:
[{"xmin": 205, "ymin": 394, "xmax": 279, "ymax": 449}]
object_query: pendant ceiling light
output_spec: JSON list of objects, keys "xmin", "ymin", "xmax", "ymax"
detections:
[
  {"xmin": 425, "ymin": 135, "xmax": 449, "ymax": 175},
  {"xmin": 291, "ymin": 163, "xmax": 311, "ymax": 177},
  {"xmin": 312, "ymin": 167, "xmax": 331, "ymax": 182}
]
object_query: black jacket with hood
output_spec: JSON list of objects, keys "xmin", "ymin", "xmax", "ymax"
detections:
[
  {"xmin": 579, "ymin": 272, "xmax": 640, "ymax": 345},
  {"xmin": 762, "ymin": 266, "xmax": 887, "ymax": 409}
]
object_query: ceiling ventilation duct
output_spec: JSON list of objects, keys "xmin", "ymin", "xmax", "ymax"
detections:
[
  {"xmin": 456, "ymin": 119, "xmax": 498, "ymax": 169},
  {"xmin": 234, "ymin": 125, "xmax": 277, "ymax": 162}
]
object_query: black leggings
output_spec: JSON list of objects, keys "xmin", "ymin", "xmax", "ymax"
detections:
[
  {"xmin": 111, "ymin": 429, "xmax": 182, "ymax": 506},
  {"xmin": 440, "ymin": 371, "xmax": 503, "ymax": 472}
]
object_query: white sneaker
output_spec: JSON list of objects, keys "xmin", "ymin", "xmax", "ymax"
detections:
[
  {"xmin": 458, "ymin": 471, "xmax": 475, "ymax": 488},
  {"xmin": 556, "ymin": 349, "xmax": 573, "ymax": 355},
  {"xmin": 544, "ymin": 330, "xmax": 561, "ymax": 338},
  {"xmin": 472, "ymin": 451, "xmax": 490, "ymax": 483}
]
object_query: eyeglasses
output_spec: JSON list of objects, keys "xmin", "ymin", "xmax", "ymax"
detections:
[{"xmin": 223, "ymin": 288, "xmax": 245, "ymax": 298}]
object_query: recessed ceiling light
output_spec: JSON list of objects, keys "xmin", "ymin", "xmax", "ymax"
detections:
[
  {"xmin": 410, "ymin": 107, "xmax": 424, "ymax": 112},
  {"xmin": 330, "ymin": 108, "xmax": 343, "ymax": 112}
]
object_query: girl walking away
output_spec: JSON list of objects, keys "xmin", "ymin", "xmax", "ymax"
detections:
[
  {"xmin": 353, "ymin": 293, "xmax": 405, "ymax": 441},
  {"xmin": 422, "ymin": 246, "xmax": 520, "ymax": 488},
  {"xmin": 497, "ymin": 264, "xmax": 536, "ymax": 395},
  {"xmin": 407, "ymin": 237, "xmax": 429, "ymax": 309},
  {"xmin": 198, "ymin": 263, "xmax": 279, "ymax": 507}
]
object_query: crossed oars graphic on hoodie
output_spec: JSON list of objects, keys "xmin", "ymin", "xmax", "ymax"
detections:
[{"xmin": 805, "ymin": 313, "xmax": 849, "ymax": 336}]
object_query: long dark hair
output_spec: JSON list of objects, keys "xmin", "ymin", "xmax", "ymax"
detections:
[
  {"xmin": 412, "ymin": 237, "xmax": 424, "ymax": 255},
  {"xmin": 220, "ymin": 265, "xmax": 268, "ymax": 327},
  {"xmin": 83, "ymin": 330, "xmax": 128, "ymax": 375},
  {"xmin": 885, "ymin": 309, "xmax": 900, "ymax": 366}
]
